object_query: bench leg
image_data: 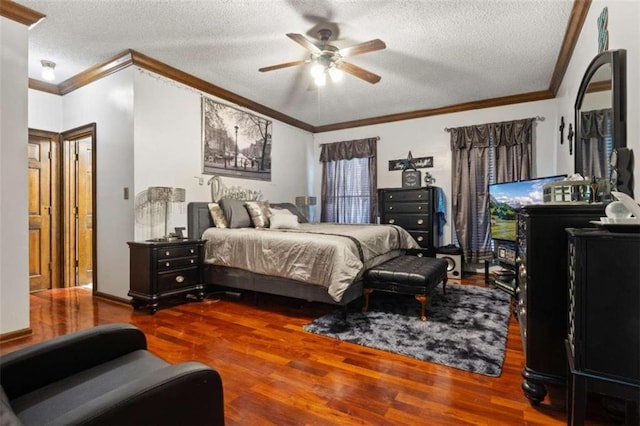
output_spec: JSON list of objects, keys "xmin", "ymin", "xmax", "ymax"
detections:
[
  {"xmin": 415, "ymin": 295, "xmax": 428, "ymax": 321},
  {"xmin": 363, "ymin": 288, "xmax": 374, "ymax": 312}
]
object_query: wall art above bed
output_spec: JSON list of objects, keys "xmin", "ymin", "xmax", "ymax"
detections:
[{"xmin": 201, "ymin": 97, "xmax": 272, "ymax": 181}]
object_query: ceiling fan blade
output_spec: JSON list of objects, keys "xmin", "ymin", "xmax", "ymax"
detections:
[
  {"xmin": 336, "ymin": 61, "xmax": 382, "ymax": 84},
  {"xmin": 338, "ymin": 39, "xmax": 386, "ymax": 57},
  {"xmin": 286, "ymin": 33, "xmax": 322, "ymax": 54},
  {"xmin": 259, "ymin": 60, "xmax": 308, "ymax": 72}
]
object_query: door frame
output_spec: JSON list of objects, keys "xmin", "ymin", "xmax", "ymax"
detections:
[{"xmin": 61, "ymin": 123, "xmax": 97, "ymax": 294}]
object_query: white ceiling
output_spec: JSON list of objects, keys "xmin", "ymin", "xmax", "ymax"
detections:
[{"xmin": 18, "ymin": 0, "xmax": 575, "ymax": 128}]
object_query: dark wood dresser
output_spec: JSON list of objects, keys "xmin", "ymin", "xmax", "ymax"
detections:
[
  {"xmin": 378, "ymin": 187, "xmax": 437, "ymax": 257},
  {"xmin": 128, "ymin": 239, "xmax": 205, "ymax": 314},
  {"xmin": 566, "ymin": 228, "xmax": 639, "ymax": 425},
  {"xmin": 516, "ymin": 203, "xmax": 604, "ymax": 404}
]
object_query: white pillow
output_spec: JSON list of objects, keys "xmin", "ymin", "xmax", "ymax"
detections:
[
  {"xmin": 269, "ymin": 207, "xmax": 295, "ymax": 216},
  {"xmin": 269, "ymin": 214, "xmax": 300, "ymax": 229}
]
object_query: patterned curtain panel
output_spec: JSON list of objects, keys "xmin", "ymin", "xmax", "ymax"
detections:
[
  {"xmin": 320, "ymin": 138, "xmax": 378, "ymax": 224},
  {"xmin": 580, "ymin": 109, "xmax": 612, "ymax": 179},
  {"xmin": 450, "ymin": 118, "xmax": 533, "ymax": 263}
]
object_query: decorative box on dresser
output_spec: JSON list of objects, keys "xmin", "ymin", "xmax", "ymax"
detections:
[
  {"xmin": 565, "ymin": 228, "xmax": 640, "ymax": 425},
  {"xmin": 128, "ymin": 239, "xmax": 205, "ymax": 314},
  {"xmin": 378, "ymin": 187, "xmax": 437, "ymax": 257},
  {"xmin": 515, "ymin": 203, "xmax": 604, "ymax": 405}
]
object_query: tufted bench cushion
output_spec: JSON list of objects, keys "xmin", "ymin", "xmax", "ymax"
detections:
[{"xmin": 363, "ymin": 255, "xmax": 448, "ymax": 321}]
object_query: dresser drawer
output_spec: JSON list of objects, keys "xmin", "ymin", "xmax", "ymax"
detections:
[
  {"xmin": 383, "ymin": 189, "xmax": 431, "ymax": 202},
  {"xmin": 408, "ymin": 231, "xmax": 432, "ymax": 247},
  {"xmin": 383, "ymin": 202, "xmax": 430, "ymax": 213},
  {"xmin": 382, "ymin": 214, "xmax": 431, "ymax": 230},
  {"xmin": 157, "ymin": 268, "xmax": 199, "ymax": 292},
  {"xmin": 157, "ymin": 245, "xmax": 199, "ymax": 259},
  {"xmin": 157, "ymin": 256, "xmax": 199, "ymax": 271}
]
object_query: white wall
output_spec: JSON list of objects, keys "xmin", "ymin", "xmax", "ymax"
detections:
[
  {"xmin": 62, "ymin": 68, "xmax": 135, "ymax": 299},
  {"xmin": 29, "ymin": 90, "xmax": 63, "ymax": 132},
  {"xmin": 133, "ymin": 69, "xmax": 313, "ymax": 240},
  {"xmin": 556, "ymin": 0, "xmax": 640, "ymax": 192},
  {"xmin": 313, "ymin": 99, "xmax": 559, "ymax": 244},
  {"xmin": 0, "ymin": 17, "xmax": 30, "ymax": 334}
]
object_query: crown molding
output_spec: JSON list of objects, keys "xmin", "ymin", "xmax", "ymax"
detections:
[
  {"xmin": 57, "ymin": 50, "xmax": 134, "ymax": 94},
  {"xmin": 28, "ymin": 78, "xmax": 61, "ymax": 95},
  {"xmin": 548, "ymin": 0, "xmax": 591, "ymax": 96},
  {"xmin": 313, "ymin": 90, "xmax": 555, "ymax": 133},
  {"xmin": 0, "ymin": 0, "xmax": 45, "ymax": 27}
]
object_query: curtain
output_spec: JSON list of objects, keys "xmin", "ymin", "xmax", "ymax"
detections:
[
  {"xmin": 320, "ymin": 137, "xmax": 378, "ymax": 223},
  {"xmin": 450, "ymin": 118, "xmax": 533, "ymax": 263},
  {"xmin": 579, "ymin": 109, "xmax": 612, "ymax": 179}
]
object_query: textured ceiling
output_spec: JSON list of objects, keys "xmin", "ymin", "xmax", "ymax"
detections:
[{"xmin": 18, "ymin": 0, "xmax": 574, "ymax": 128}]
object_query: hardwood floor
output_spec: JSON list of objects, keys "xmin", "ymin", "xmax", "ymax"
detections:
[{"xmin": 0, "ymin": 275, "xmax": 615, "ymax": 425}]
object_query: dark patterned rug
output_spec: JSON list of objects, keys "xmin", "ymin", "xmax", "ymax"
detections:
[{"xmin": 303, "ymin": 283, "xmax": 511, "ymax": 377}]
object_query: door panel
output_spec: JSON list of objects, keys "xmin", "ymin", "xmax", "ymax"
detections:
[
  {"xmin": 77, "ymin": 138, "xmax": 93, "ymax": 285},
  {"xmin": 28, "ymin": 134, "xmax": 52, "ymax": 292}
]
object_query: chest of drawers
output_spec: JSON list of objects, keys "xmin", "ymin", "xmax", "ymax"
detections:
[
  {"xmin": 128, "ymin": 239, "xmax": 205, "ymax": 314},
  {"xmin": 378, "ymin": 187, "xmax": 436, "ymax": 257}
]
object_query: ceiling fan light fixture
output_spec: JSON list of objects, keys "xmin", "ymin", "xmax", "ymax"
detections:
[
  {"xmin": 40, "ymin": 59, "xmax": 56, "ymax": 81},
  {"xmin": 310, "ymin": 62, "xmax": 324, "ymax": 79},
  {"xmin": 314, "ymin": 72, "xmax": 327, "ymax": 87},
  {"xmin": 328, "ymin": 66, "xmax": 343, "ymax": 82}
]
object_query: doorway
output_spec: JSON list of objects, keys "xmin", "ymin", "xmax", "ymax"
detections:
[{"xmin": 28, "ymin": 124, "xmax": 96, "ymax": 292}]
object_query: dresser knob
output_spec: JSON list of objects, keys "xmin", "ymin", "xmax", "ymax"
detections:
[
  {"xmin": 417, "ymin": 236, "xmax": 424, "ymax": 242},
  {"xmin": 389, "ymin": 206, "xmax": 393, "ymax": 210},
  {"xmin": 416, "ymin": 253, "xmax": 424, "ymax": 257},
  {"xmin": 190, "ymin": 259, "xmax": 195, "ymax": 264},
  {"xmin": 165, "ymin": 251, "xmax": 170, "ymax": 256},
  {"xmin": 165, "ymin": 262, "xmax": 170, "ymax": 267},
  {"xmin": 417, "ymin": 219, "xmax": 424, "ymax": 225},
  {"xmin": 418, "ymin": 194, "xmax": 422, "ymax": 198},
  {"xmin": 190, "ymin": 249, "xmax": 195, "ymax": 253},
  {"xmin": 389, "ymin": 195, "xmax": 393, "ymax": 199},
  {"xmin": 176, "ymin": 275, "xmax": 184, "ymax": 283},
  {"xmin": 389, "ymin": 219, "xmax": 395, "ymax": 224},
  {"xmin": 417, "ymin": 206, "xmax": 422, "ymax": 210}
]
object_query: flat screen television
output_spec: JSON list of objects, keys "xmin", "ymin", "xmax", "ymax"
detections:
[{"xmin": 489, "ymin": 175, "xmax": 566, "ymax": 242}]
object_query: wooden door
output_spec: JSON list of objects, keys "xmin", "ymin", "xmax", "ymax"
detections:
[
  {"xmin": 28, "ymin": 130, "xmax": 60, "ymax": 292},
  {"xmin": 62, "ymin": 124, "xmax": 96, "ymax": 288}
]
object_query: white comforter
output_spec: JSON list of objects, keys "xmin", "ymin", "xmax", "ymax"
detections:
[{"xmin": 201, "ymin": 223, "xmax": 419, "ymax": 302}]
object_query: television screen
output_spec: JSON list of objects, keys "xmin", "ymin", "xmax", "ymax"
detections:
[{"xmin": 489, "ymin": 175, "xmax": 566, "ymax": 242}]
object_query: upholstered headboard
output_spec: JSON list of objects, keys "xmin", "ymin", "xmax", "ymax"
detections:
[{"xmin": 187, "ymin": 201, "xmax": 309, "ymax": 240}]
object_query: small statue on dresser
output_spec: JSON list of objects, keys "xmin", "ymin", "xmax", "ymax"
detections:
[{"xmin": 424, "ymin": 172, "xmax": 436, "ymax": 187}]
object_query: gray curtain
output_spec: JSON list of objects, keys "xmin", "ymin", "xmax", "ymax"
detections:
[
  {"xmin": 320, "ymin": 137, "xmax": 378, "ymax": 223},
  {"xmin": 450, "ymin": 118, "xmax": 533, "ymax": 263},
  {"xmin": 579, "ymin": 109, "xmax": 611, "ymax": 179}
]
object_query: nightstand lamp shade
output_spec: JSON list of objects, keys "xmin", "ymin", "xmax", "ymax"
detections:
[
  {"xmin": 147, "ymin": 187, "xmax": 186, "ymax": 240},
  {"xmin": 295, "ymin": 196, "xmax": 317, "ymax": 222}
]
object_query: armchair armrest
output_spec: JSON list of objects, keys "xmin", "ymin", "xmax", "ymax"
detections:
[
  {"xmin": 0, "ymin": 323, "xmax": 146, "ymax": 399},
  {"xmin": 51, "ymin": 362, "xmax": 225, "ymax": 426}
]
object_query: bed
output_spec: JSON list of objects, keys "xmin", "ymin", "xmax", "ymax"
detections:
[{"xmin": 187, "ymin": 202, "xmax": 419, "ymax": 306}]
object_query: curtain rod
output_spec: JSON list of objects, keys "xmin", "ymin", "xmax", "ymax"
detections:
[{"xmin": 444, "ymin": 116, "xmax": 545, "ymax": 133}]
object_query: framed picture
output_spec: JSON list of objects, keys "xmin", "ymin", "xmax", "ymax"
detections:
[
  {"xmin": 402, "ymin": 170, "xmax": 422, "ymax": 188},
  {"xmin": 201, "ymin": 97, "xmax": 272, "ymax": 181}
]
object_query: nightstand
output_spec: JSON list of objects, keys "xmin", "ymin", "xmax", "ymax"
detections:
[{"xmin": 128, "ymin": 239, "xmax": 205, "ymax": 314}]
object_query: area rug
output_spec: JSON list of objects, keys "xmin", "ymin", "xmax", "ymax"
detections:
[{"xmin": 303, "ymin": 283, "xmax": 511, "ymax": 377}]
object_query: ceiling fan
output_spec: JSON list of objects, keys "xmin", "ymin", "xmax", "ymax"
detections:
[{"xmin": 259, "ymin": 29, "xmax": 386, "ymax": 86}]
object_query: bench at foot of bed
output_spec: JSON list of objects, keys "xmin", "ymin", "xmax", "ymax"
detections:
[{"xmin": 363, "ymin": 255, "xmax": 448, "ymax": 321}]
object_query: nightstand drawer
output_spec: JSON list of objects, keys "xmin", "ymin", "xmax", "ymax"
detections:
[
  {"xmin": 383, "ymin": 214, "xmax": 431, "ymax": 230},
  {"xmin": 409, "ymin": 231, "xmax": 432, "ymax": 247},
  {"xmin": 383, "ymin": 189, "xmax": 431, "ymax": 202},
  {"xmin": 157, "ymin": 256, "xmax": 199, "ymax": 271},
  {"xmin": 158, "ymin": 245, "xmax": 199, "ymax": 259},
  {"xmin": 383, "ymin": 202, "xmax": 430, "ymax": 213},
  {"xmin": 158, "ymin": 268, "xmax": 199, "ymax": 292}
]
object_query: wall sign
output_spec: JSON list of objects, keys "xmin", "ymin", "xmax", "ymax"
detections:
[{"xmin": 389, "ymin": 156, "xmax": 433, "ymax": 171}]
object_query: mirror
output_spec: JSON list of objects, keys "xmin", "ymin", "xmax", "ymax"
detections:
[{"xmin": 574, "ymin": 49, "xmax": 626, "ymax": 192}]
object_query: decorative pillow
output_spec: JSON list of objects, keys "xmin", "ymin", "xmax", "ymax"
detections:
[
  {"xmin": 220, "ymin": 198, "xmax": 252, "ymax": 228},
  {"xmin": 245, "ymin": 200, "xmax": 271, "ymax": 228},
  {"xmin": 269, "ymin": 206, "xmax": 295, "ymax": 216},
  {"xmin": 269, "ymin": 214, "xmax": 300, "ymax": 229},
  {"xmin": 207, "ymin": 203, "xmax": 228, "ymax": 228}
]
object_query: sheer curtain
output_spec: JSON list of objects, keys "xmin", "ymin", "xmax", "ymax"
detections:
[
  {"xmin": 450, "ymin": 118, "xmax": 533, "ymax": 263},
  {"xmin": 320, "ymin": 137, "xmax": 378, "ymax": 224}
]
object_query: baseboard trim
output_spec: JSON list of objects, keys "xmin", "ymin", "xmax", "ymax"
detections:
[{"xmin": 0, "ymin": 327, "xmax": 33, "ymax": 343}]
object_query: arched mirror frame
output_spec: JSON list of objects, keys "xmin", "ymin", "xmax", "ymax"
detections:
[{"xmin": 574, "ymin": 49, "xmax": 626, "ymax": 179}]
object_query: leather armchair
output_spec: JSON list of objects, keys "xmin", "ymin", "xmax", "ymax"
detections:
[{"xmin": 0, "ymin": 323, "xmax": 224, "ymax": 425}]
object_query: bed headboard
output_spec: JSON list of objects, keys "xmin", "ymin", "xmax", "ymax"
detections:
[
  {"xmin": 188, "ymin": 202, "xmax": 214, "ymax": 240},
  {"xmin": 187, "ymin": 201, "xmax": 309, "ymax": 240}
]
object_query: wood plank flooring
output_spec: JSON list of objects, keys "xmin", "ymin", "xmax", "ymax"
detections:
[{"xmin": 0, "ymin": 276, "xmax": 615, "ymax": 425}]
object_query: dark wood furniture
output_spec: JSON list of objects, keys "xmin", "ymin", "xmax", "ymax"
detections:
[
  {"xmin": 378, "ymin": 187, "xmax": 437, "ymax": 257},
  {"xmin": 565, "ymin": 228, "xmax": 640, "ymax": 425},
  {"xmin": 128, "ymin": 239, "xmax": 205, "ymax": 314},
  {"xmin": 363, "ymin": 255, "xmax": 448, "ymax": 321},
  {"xmin": 515, "ymin": 203, "xmax": 604, "ymax": 405}
]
